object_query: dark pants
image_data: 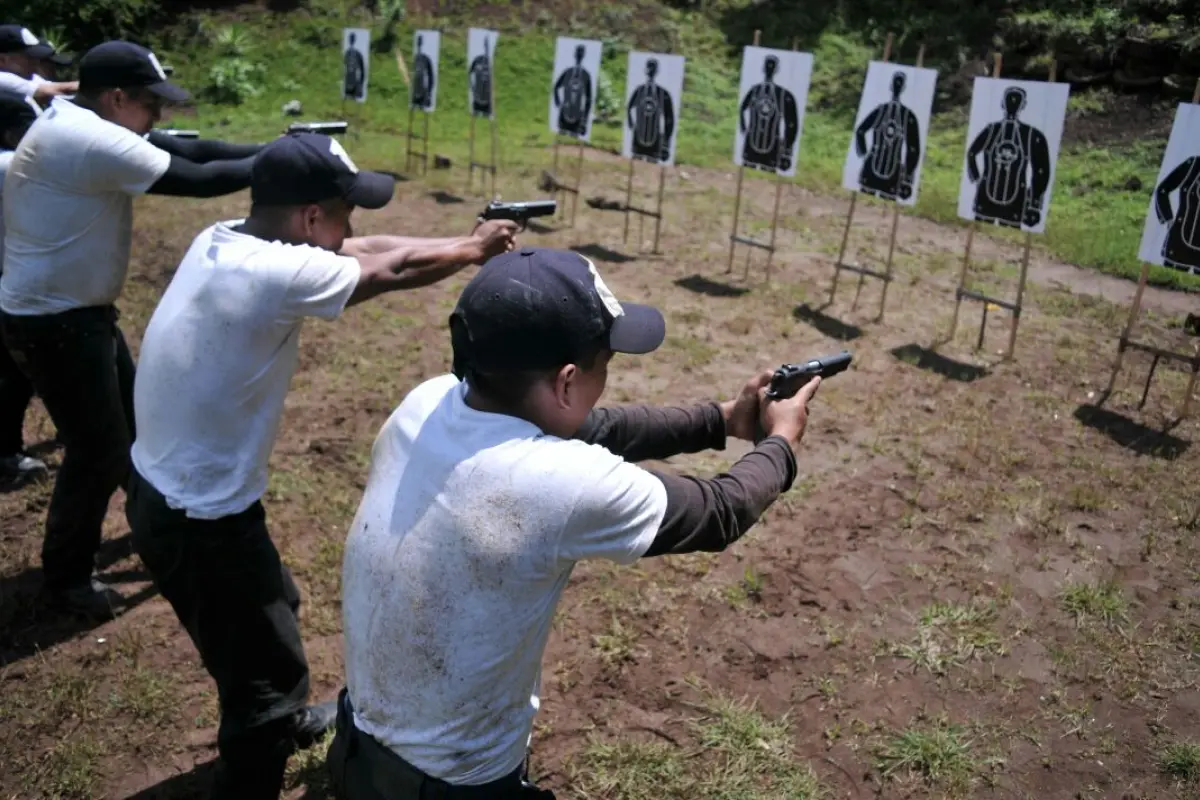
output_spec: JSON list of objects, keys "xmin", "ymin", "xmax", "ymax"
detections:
[
  {"xmin": 0, "ymin": 305, "xmax": 135, "ymax": 591},
  {"xmin": 126, "ymin": 468, "xmax": 311, "ymax": 800},
  {"xmin": 0, "ymin": 322, "xmax": 34, "ymax": 457},
  {"xmin": 328, "ymin": 689, "xmax": 556, "ymax": 800}
]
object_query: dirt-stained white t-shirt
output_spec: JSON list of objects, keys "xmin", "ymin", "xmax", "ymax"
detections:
[
  {"xmin": 131, "ymin": 219, "xmax": 361, "ymax": 519},
  {"xmin": 0, "ymin": 96, "xmax": 171, "ymax": 315},
  {"xmin": 341, "ymin": 374, "xmax": 668, "ymax": 785}
]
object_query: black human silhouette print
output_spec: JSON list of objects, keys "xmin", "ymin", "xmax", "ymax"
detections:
[
  {"xmin": 739, "ymin": 54, "xmax": 799, "ymax": 173},
  {"xmin": 1154, "ymin": 155, "xmax": 1200, "ymax": 272},
  {"xmin": 626, "ymin": 58, "xmax": 675, "ymax": 163},
  {"xmin": 554, "ymin": 44, "xmax": 593, "ymax": 137},
  {"xmin": 412, "ymin": 34, "xmax": 435, "ymax": 110},
  {"xmin": 965, "ymin": 86, "xmax": 1052, "ymax": 229},
  {"xmin": 855, "ymin": 70, "xmax": 921, "ymax": 200},
  {"xmin": 343, "ymin": 33, "xmax": 365, "ymax": 100},
  {"xmin": 469, "ymin": 36, "xmax": 493, "ymax": 117}
]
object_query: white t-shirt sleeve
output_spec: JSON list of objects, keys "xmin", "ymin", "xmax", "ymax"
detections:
[
  {"xmin": 557, "ymin": 446, "xmax": 668, "ymax": 565},
  {"xmin": 282, "ymin": 249, "xmax": 362, "ymax": 321},
  {"xmin": 0, "ymin": 72, "xmax": 36, "ymax": 98},
  {"xmin": 84, "ymin": 128, "xmax": 172, "ymax": 195}
]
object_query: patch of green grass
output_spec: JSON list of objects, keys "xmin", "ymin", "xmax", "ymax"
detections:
[
  {"xmin": 1060, "ymin": 579, "xmax": 1129, "ymax": 628},
  {"xmin": 722, "ymin": 564, "xmax": 764, "ymax": 606},
  {"xmin": 874, "ymin": 718, "xmax": 977, "ymax": 792},
  {"xmin": 592, "ymin": 615, "xmax": 640, "ymax": 669},
  {"xmin": 892, "ymin": 600, "xmax": 1006, "ymax": 675},
  {"xmin": 1159, "ymin": 741, "xmax": 1200, "ymax": 783}
]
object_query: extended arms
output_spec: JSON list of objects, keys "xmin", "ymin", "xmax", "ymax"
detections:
[
  {"xmin": 573, "ymin": 403, "xmax": 727, "ymax": 462},
  {"xmin": 145, "ymin": 153, "xmax": 256, "ymax": 198},
  {"xmin": 343, "ymin": 237, "xmax": 486, "ymax": 307},
  {"xmin": 146, "ymin": 131, "xmax": 266, "ymax": 162}
]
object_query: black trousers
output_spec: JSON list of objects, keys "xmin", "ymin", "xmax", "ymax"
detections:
[
  {"xmin": 0, "ymin": 321, "xmax": 34, "ymax": 457},
  {"xmin": 0, "ymin": 305, "xmax": 135, "ymax": 591},
  {"xmin": 327, "ymin": 689, "xmax": 556, "ymax": 800},
  {"xmin": 126, "ymin": 468, "xmax": 312, "ymax": 800}
]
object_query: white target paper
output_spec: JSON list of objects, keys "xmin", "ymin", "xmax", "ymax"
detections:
[
  {"xmin": 1137, "ymin": 103, "xmax": 1200, "ymax": 274},
  {"xmin": 410, "ymin": 29, "xmax": 440, "ymax": 112},
  {"xmin": 467, "ymin": 28, "xmax": 498, "ymax": 119},
  {"xmin": 549, "ymin": 36, "xmax": 602, "ymax": 141},
  {"xmin": 621, "ymin": 51, "xmax": 685, "ymax": 167},
  {"xmin": 341, "ymin": 28, "xmax": 369, "ymax": 103},
  {"xmin": 732, "ymin": 46, "xmax": 812, "ymax": 178},
  {"xmin": 957, "ymin": 76, "xmax": 1070, "ymax": 234},
  {"xmin": 842, "ymin": 61, "xmax": 938, "ymax": 206}
]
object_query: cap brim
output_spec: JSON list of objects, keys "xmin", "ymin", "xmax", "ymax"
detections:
[
  {"xmin": 46, "ymin": 52, "xmax": 73, "ymax": 66},
  {"xmin": 608, "ymin": 302, "xmax": 665, "ymax": 355},
  {"xmin": 146, "ymin": 81, "xmax": 191, "ymax": 104},
  {"xmin": 24, "ymin": 44, "xmax": 54, "ymax": 59},
  {"xmin": 345, "ymin": 170, "xmax": 395, "ymax": 210}
]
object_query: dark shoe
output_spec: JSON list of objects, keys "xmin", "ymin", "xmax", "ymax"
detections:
[
  {"xmin": 44, "ymin": 578, "xmax": 126, "ymax": 620},
  {"xmin": 292, "ymin": 699, "xmax": 337, "ymax": 750},
  {"xmin": 0, "ymin": 452, "xmax": 48, "ymax": 487}
]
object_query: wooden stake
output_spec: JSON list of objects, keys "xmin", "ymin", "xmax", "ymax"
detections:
[
  {"xmin": 653, "ymin": 165, "xmax": 666, "ymax": 253},
  {"xmin": 572, "ymin": 140, "xmax": 584, "ymax": 226},
  {"xmin": 467, "ymin": 112, "xmax": 476, "ymax": 194},
  {"xmin": 490, "ymin": 117, "xmax": 498, "ymax": 198},
  {"xmin": 623, "ymin": 156, "xmax": 636, "ymax": 244},
  {"xmin": 727, "ymin": 28, "xmax": 761, "ymax": 274}
]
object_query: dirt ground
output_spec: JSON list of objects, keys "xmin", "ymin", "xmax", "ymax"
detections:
[{"xmin": 1, "ymin": 144, "xmax": 1197, "ymax": 800}]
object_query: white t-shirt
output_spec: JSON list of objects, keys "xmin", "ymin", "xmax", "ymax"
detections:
[
  {"xmin": 130, "ymin": 220, "xmax": 361, "ymax": 519},
  {"xmin": 0, "ymin": 71, "xmax": 44, "ymax": 98},
  {"xmin": 0, "ymin": 150, "xmax": 13, "ymax": 266},
  {"xmin": 0, "ymin": 96, "xmax": 171, "ymax": 315},
  {"xmin": 341, "ymin": 374, "xmax": 669, "ymax": 785}
]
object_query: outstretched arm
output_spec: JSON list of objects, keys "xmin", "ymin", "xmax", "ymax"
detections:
[
  {"xmin": 965, "ymin": 126, "xmax": 989, "ymax": 182},
  {"xmin": 854, "ymin": 107, "xmax": 878, "ymax": 157},
  {"xmin": 145, "ymin": 154, "xmax": 256, "ymax": 198},
  {"xmin": 146, "ymin": 131, "xmax": 266, "ymax": 162},
  {"xmin": 573, "ymin": 403, "xmax": 728, "ymax": 462},
  {"xmin": 1154, "ymin": 157, "xmax": 1193, "ymax": 224},
  {"xmin": 341, "ymin": 234, "xmax": 477, "ymax": 256},
  {"xmin": 1028, "ymin": 128, "xmax": 1052, "ymax": 206}
]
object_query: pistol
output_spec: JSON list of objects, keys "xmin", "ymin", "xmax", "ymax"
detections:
[
  {"xmin": 157, "ymin": 129, "xmax": 200, "ymax": 139},
  {"xmin": 480, "ymin": 199, "xmax": 557, "ymax": 229},
  {"xmin": 286, "ymin": 121, "xmax": 349, "ymax": 136},
  {"xmin": 765, "ymin": 351, "xmax": 853, "ymax": 400}
]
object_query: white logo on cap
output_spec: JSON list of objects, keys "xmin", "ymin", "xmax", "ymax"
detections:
[
  {"xmin": 328, "ymin": 138, "xmax": 359, "ymax": 173},
  {"xmin": 20, "ymin": 29, "xmax": 38, "ymax": 46},
  {"xmin": 146, "ymin": 52, "xmax": 168, "ymax": 81},
  {"xmin": 582, "ymin": 255, "xmax": 624, "ymax": 317}
]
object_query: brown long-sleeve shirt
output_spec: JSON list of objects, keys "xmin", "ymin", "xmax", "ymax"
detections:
[{"xmin": 572, "ymin": 403, "xmax": 797, "ymax": 556}]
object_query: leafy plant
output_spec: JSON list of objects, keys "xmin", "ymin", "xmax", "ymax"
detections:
[{"xmin": 205, "ymin": 58, "xmax": 265, "ymax": 105}]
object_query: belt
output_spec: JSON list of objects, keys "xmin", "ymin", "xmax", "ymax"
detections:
[{"xmin": 331, "ymin": 687, "xmax": 532, "ymax": 800}]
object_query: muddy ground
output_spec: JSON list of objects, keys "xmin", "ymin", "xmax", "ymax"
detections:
[{"xmin": 1, "ymin": 146, "xmax": 1197, "ymax": 800}]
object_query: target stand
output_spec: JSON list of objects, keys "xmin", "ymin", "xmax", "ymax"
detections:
[
  {"xmin": 726, "ymin": 30, "xmax": 794, "ymax": 284},
  {"xmin": 1102, "ymin": 78, "xmax": 1200, "ymax": 420},
  {"xmin": 405, "ymin": 105, "xmax": 430, "ymax": 177},
  {"xmin": 467, "ymin": 107, "xmax": 499, "ymax": 198},
  {"xmin": 543, "ymin": 136, "xmax": 585, "ymax": 227},
  {"xmin": 622, "ymin": 156, "xmax": 667, "ymax": 254},
  {"xmin": 827, "ymin": 34, "xmax": 923, "ymax": 321},
  {"xmin": 943, "ymin": 52, "xmax": 1056, "ymax": 362}
]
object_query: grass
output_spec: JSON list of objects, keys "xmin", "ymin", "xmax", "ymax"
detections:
[
  {"xmin": 873, "ymin": 719, "xmax": 977, "ymax": 791},
  {"xmin": 891, "ymin": 600, "xmax": 1007, "ymax": 675},
  {"xmin": 142, "ymin": 0, "xmax": 1200, "ymax": 291},
  {"xmin": 1159, "ymin": 741, "xmax": 1200, "ymax": 784},
  {"xmin": 1060, "ymin": 579, "xmax": 1130, "ymax": 628}
]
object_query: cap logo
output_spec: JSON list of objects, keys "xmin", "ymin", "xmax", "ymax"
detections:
[
  {"xmin": 20, "ymin": 29, "xmax": 38, "ymax": 46},
  {"xmin": 328, "ymin": 137, "xmax": 359, "ymax": 173},
  {"xmin": 583, "ymin": 256, "xmax": 624, "ymax": 318},
  {"xmin": 146, "ymin": 51, "xmax": 168, "ymax": 81}
]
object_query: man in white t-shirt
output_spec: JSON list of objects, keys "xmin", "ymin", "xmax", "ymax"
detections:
[
  {"xmin": 0, "ymin": 40, "xmax": 263, "ymax": 620},
  {"xmin": 0, "ymin": 88, "xmax": 48, "ymax": 486},
  {"xmin": 332, "ymin": 247, "xmax": 823, "ymax": 798},
  {"xmin": 0, "ymin": 25, "xmax": 77, "ymax": 105},
  {"xmin": 124, "ymin": 131, "xmax": 519, "ymax": 800}
]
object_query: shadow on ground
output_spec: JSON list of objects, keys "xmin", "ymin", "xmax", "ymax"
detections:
[
  {"xmin": 675, "ymin": 274, "xmax": 750, "ymax": 298},
  {"xmin": 573, "ymin": 243, "xmax": 636, "ymax": 264},
  {"xmin": 793, "ymin": 304, "xmax": 863, "ymax": 341},
  {"xmin": 1074, "ymin": 404, "xmax": 1191, "ymax": 460},
  {"xmin": 889, "ymin": 343, "xmax": 989, "ymax": 382},
  {"xmin": 429, "ymin": 190, "xmax": 465, "ymax": 205}
]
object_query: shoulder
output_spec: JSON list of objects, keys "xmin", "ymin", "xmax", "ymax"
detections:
[{"xmin": 535, "ymin": 436, "xmax": 664, "ymax": 505}]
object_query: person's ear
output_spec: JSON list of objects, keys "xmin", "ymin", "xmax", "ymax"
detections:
[{"xmin": 554, "ymin": 363, "xmax": 579, "ymax": 409}]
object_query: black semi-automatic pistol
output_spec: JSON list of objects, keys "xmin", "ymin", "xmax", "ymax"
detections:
[
  {"xmin": 480, "ymin": 199, "xmax": 557, "ymax": 229},
  {"xmin": 157, "ymin": 129, "xmax": 200, "ymax": 139},
  {"xmin": 286, "ymin": 121, "xmax": 349, "ymax": 135},
  {"xmin": 765, "ymin": 351, "xmax": 853, "ymax": 400}
]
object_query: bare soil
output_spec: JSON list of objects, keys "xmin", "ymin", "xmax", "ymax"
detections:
[{"xmin": 1, "ymin": 148, "xmax": 1197, "ymax": 800}]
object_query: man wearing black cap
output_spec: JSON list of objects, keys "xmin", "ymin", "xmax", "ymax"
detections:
[
  {"xmin": 332, "ymin": 247, "xmax": 822, "ymax": 799},
  {"xmin": 0, "ymin": 25, "xmax": 77, "ymax": 106},
  {"xmin": 0, "ymin": 87, "xmax": 47, "ymax": 485},
  {"xmin": 0, "ymin": 39, "xmax": 262, "ymax": 619},
  {"xmin": 123, "ymin": 131, "xmax": 519, "ymax": 800}
]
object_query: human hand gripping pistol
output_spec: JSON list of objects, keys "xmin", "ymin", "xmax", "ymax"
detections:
[
  {"xmin": 479, "ymin": 199, "xmax": 557, "ymax": 231},
  {"xmin": 755, "ymin": 351, "xmax": 853, "ymax": 443}
]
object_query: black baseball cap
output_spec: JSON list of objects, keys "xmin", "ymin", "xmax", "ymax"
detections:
[
  {"xmin": 0, "ymin": 25, "xmax": 72, "ymax": 65},
  {"xmin": 450, "ymin": 247, "xmax": 666, "ymax": 374},
  {"xmin": 0, "ymin": 87, "xmax": 38, "ymax": 132},
  {"xmin": 250, "ymin": 132, "xmax": 395, "ymax": 209},
  {"xmin": 77, "ymin": 40, "xmax": 188, "ymax": 102}
]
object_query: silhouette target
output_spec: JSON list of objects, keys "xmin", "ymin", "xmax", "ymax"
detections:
[
  {"xmin": 733, "ymin": 46, "xmax": 812, "ymax": 178},
  {"xmin": 341, "ymin": 28, "xmax": 370, "ymax": 103},
  {"xmin": 410, "ymin": 30, "xmax": 440, "ymax": 112},
  {"xmin": 842, "ymin": 61, "xmax": 938, "ymax": 206},
  {"xmin": 621, "ymin": 51, "xmax": 685, "ymax": 167},
  {"xmin": 549, "ymin": 37, "xmax": 602, "ymax": 142},
  {"xmin": 1138, "ymin": 102, "xmax": 1200, "ymax": 275},
  {"xmin": 957, "ymin": 77, "xmax": 1069, "ymax": 234},
  {"xmin": 467, "ymin": 28, "xmax": 498, "ymax": 119}
]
